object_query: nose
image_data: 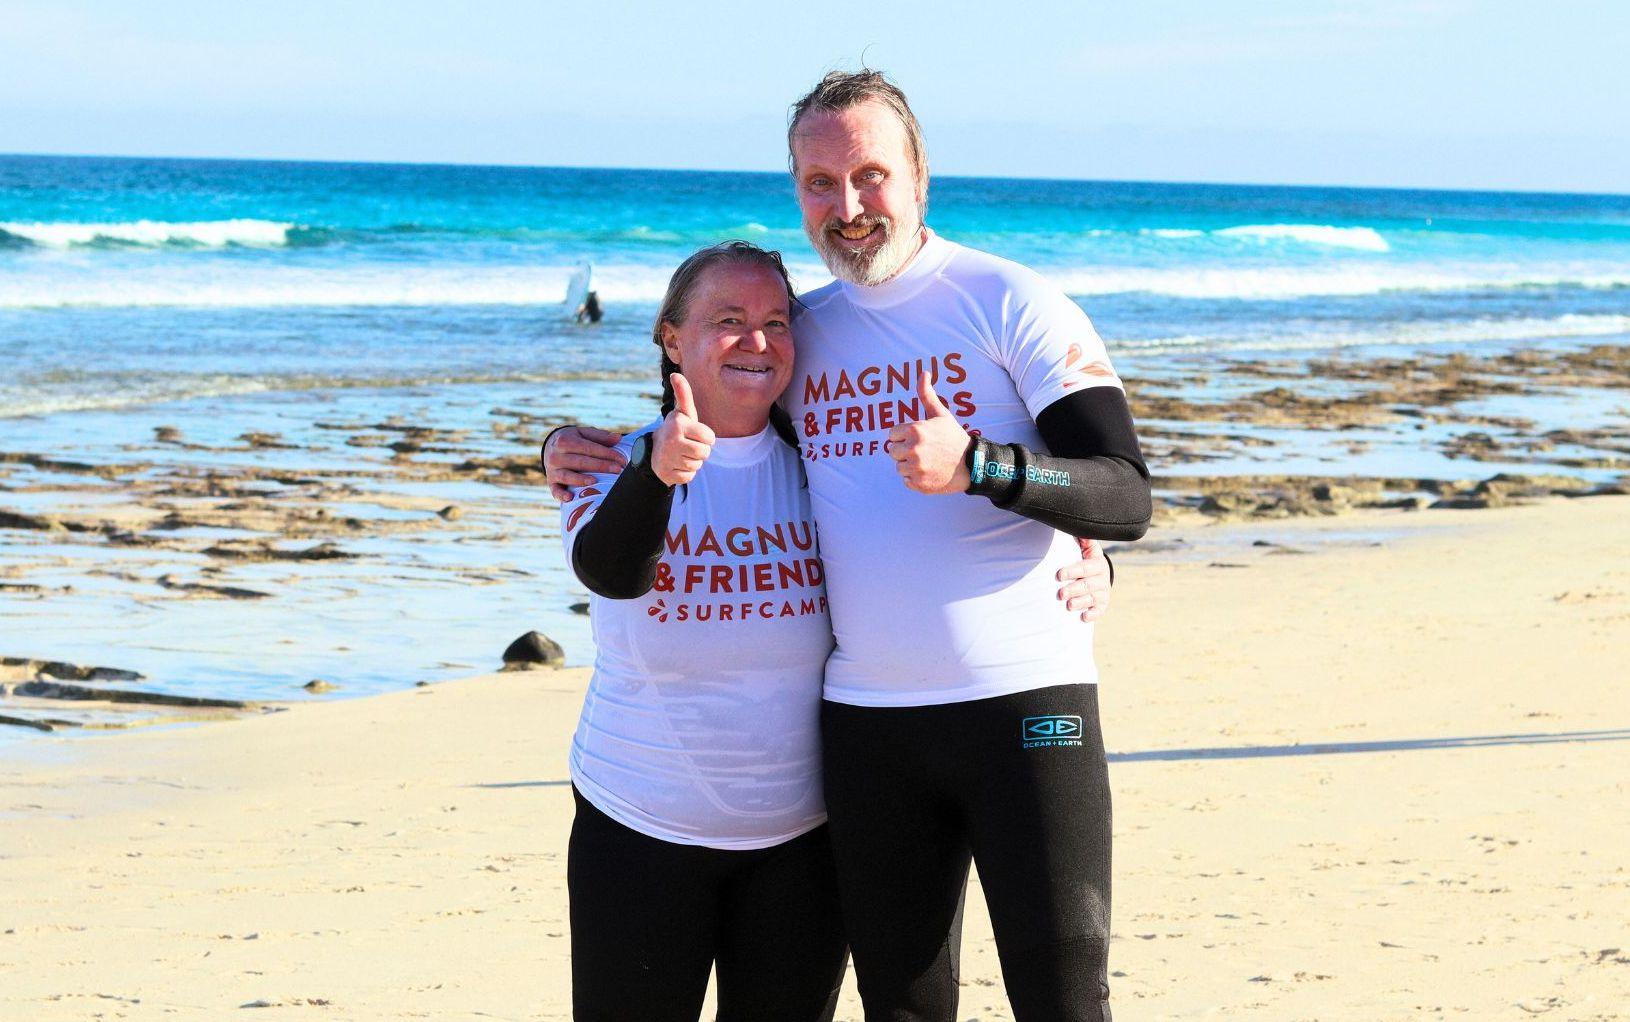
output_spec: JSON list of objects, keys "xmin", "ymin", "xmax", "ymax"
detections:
[
  {"xmin": 738, "ymin": 329, "xmax": 769, "ymax": 353},
  {"xmin": 836, "ymin": 180, "xmax": 864, "ymax": 223}
]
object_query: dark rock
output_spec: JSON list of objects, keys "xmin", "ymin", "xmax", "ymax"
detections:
[
  {"xmin": 303, "ymin": 679, "xmax": 338, "ymax": 694},
  {"xmin": 6, "ymin": 680, "xmax": 253, "ymax": 709},
  {"xmin": 154, "ymin": 425, "xmax": 184, "ymax": 443},
  {"xmin": 569, "ymin": 602, "xmax": 590, "ymax": 615},
  {"xmin": 0, "ymin": 510, "xmax": 65, "ymax": 532},
  {"xmin": 437, "ymin": 505, "xmax": 463, "ymax": 521},
  {"xmin": 501, "ymin": 631, "xmax": 564, "ymax": 670},
  {"xmin": 0, "ymin": 657, "xmax": 144, "ymax": 682},
  {"xmin": 1198, "ymin": 491, "xmax": 1258, "ymax": 516},
  {"xmin": 1311, "ymin": 483, "xmax": 1356, "ymax": 505}
]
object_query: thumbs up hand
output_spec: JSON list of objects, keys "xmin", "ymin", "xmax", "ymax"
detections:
[
  {"xmin": 887, "ymin": 370, "xmax": 972, "ymax": 494},
  {"xmin": 653, "ymin": 373, "xmax": 716, "ymax": 486}
]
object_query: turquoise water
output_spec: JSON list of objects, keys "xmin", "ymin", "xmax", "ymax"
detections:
[
  {"xmin": 1, "ymin": 155, "xmax": 1626, "ymax": 720},
  {"xmin": 3, "ymin": 155, "xmax": 1629, "ymax": 416}
]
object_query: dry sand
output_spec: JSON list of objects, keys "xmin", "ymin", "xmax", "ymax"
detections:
[{"xmin": 3, "ymin": 497, "xmax": 1627, "ymax": 1021}]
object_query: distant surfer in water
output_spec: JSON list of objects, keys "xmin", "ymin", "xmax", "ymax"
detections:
[{"xmin": 575, "ymin": 290, "xmax": 603, "ymax": 324}]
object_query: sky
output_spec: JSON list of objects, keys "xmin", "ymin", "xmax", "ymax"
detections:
[{"xmin": 2, "ymin": 0, "xmax": 1627, "ymax": 192}]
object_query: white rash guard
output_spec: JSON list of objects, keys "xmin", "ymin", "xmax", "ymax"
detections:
[
  {"xmin": 784, "ymin": 229, "xmax": 1125, "ymax": 707},
  {"xmin": 561, "ymin": 420, "xmax": 834, "ymax": 849}
]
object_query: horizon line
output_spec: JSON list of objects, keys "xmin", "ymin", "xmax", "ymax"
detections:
[{"xmin": 3, "ymin": 150, "xmax": 1626, "ymax": 201}]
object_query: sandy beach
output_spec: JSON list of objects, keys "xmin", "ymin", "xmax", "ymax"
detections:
[{"xmin": 4, "ymin": 495, "xmax": 1627, "ymax": 1021}]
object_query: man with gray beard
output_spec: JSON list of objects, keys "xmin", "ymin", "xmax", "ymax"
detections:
[{"xmin": 546, "ymin": 71, "xmax": 1150, "ymax": 1021}]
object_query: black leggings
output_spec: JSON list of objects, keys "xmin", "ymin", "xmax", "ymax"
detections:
[
  {"xmin": 568, "ymin": 788, "xmax": 847, "ymax": 1022},
  {"xmin": 821, "ymin": 684, "xmax": 1113, "ymax": 1022}
]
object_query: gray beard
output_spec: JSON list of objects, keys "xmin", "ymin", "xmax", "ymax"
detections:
[{"xmin": 811, "ymin": 218, "xmax": 923, "ymax": 286}]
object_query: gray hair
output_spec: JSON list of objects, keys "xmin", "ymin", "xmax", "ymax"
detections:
[
  {"xmin": 787, "ymin": 69, "xmax": 928, "ymax": 188},
  {"xmin": 653, "ymin": 241, "xmax": 798, "ymax": 414}
]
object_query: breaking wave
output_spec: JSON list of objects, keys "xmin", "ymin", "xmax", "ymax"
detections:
[{"xmin": 0, "ymin": 219, "xmax": 297, "ymax": 249}]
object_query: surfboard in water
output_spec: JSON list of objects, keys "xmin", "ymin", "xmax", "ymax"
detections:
[{"xmin": 563, "ymin": 262, "xmax": 592, "ymax": 321}]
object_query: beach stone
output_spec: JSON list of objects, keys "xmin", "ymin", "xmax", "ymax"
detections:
[
  {"xmin": 1199, "ymin": 491, "xmax": 1258, "ymax": 516},
  {"xmin": 0, "ymin": 510, "xmax": 65, "ymax": 532},
  {"xmin": 303, "ymin": 679, "xmax": 338, "ymax": 694},
  {"xmin": 1311, "ymin": 483, "xmax": 1357, "ymax": 505},
  {"xmin": 154, "ymin": 425, "xmax": 184, "ymax": 443},
  {"xmin": 437, "ymin": 505, "xmax": 463, "ymax": 521},
  {"xmin": 569, "ymin": 602, "xmax": 590, "ymax": 616},
  {"xmin": 501, "ymin": 631, "xmax": 564, "ymax": 670}
]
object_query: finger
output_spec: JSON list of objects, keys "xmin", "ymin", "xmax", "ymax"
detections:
[
  {"xmin": 558, "ymin": 434, "xmax": 627, "ymax": 465},
  {"xmin": 673, "ymin": 439, "xmax": 712, "ymax": 463},
  {"xmin": 553, "ymin": 468, "xmax": 599, "ymax": 489},
  {"xmin": 684, "ymin": 420, "xmax": 716, "ymax": 447},
  {"xmin": 550, "ymin": 482, "xmax": 573, "ymax": 501},
  {"xmin": 1079, "ymin": 605, "xmax": 1106, "ymax": 623},
  {"xmin": 556, "ymin": 451, "xmax": 628, "ymax": 476},
  {"xmin": 671, "ymin": 373, "xmax": 698, "ymax": 420},
  {"xmin": 578, "ymin": 426, "xmax": 624, "ymax": 446},
  {"xmin": 1077, "ymin": 537, "xmax": 1099, "ymax": 557},
  {"xmin": 1066, "ymin": 595, "xmax": 1097, "ymax": 613},
  {"xmin": 1056, "ymin": 562, "xmax": 1094, "ymax": 582},
  {"xmin": 917, "ymin": 370, "xmax": 950, "ymax": 418},
  {"xmin": 1057, "ymin": 580, "xmax": 1096, "ymax": 601}
]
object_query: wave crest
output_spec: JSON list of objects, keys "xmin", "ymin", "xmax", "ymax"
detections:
[
  {"xmin": 1215, "ymin": 224, "xmax": 1391, "ymax": 251},
  {"xmin": 0, "ymin": 219, "xmax": 295, "ymax": 249}
]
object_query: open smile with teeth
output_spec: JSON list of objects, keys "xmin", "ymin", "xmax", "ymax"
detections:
[
  {"xmin": 724, "ymin": 363, "xmax": 772, "ymax": 375},
  {"xmin": 833, "ymin": 223, "xmax": 881, "ymax": 243}
]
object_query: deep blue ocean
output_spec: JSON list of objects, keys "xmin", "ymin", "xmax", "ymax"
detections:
[{"xmin": 3, "ymin": 154, "xmax": 1629, "ymax": 418}]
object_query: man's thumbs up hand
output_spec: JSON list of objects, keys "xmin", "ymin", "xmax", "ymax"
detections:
[
  {"xmin": 887, "ymin": 370, "xmax": 972, "ymax": 495},
  {"xmin": 653, "ymin": 372, "xmax": 716, "ymax": 486}
]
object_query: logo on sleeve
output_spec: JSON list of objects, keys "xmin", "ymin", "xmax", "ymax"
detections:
[{"xmin": 1022, "ymin": 715, "xmax": 1084, "ymax": 748}]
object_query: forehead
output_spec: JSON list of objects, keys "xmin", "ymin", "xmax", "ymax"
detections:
[
  {"xmin": 792, "ymin": 100, "xmax": 913, "ymax": 170},
  {"xmin": 690, "ymin": 262, "xmax": 789, "ymax": 308}
]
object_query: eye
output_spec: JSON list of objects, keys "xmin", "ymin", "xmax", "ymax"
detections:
[
  {"xmin": 718, "ymin": 316, "xmax": 743, "ymax": 325},
  {"xmin": 807, "ymin": 175, "xmax": 832, "ymax": 190},
  {"xmin": 860, "ymin": 170, "xmax": 885, "ymax": 184},
  {"xmin": 766, "ymin": 319, "xmax": 789, "ymax": 330}
]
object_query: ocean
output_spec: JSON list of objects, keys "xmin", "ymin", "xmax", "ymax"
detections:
[
  {"xmin": 1, "ymin": 154, "xmax": 1627, "ymax": 718},
  {"xmin": 3, "ymin": 155, "xmax": 1630, "ymax": 418}
]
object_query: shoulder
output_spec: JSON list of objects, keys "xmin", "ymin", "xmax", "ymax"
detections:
[
  {"xmin": 794, "ymin": 279, "xmax": 845, "ymax": 318},
  {"xmin": 936, "ymin": 239, "xmax": 1063, "ymax": 308}
]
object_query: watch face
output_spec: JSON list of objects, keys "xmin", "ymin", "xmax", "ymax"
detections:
[{"xmin": 631, "ymin": 433, "xmax": 653, "ymax": 468}]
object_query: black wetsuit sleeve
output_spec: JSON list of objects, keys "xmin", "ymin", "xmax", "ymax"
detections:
[
  {"xmin": 966, "ymin": 386, "xmax": 1152, "ymax": 542},
  {"xmin": 569, "ymin": 458, "xmax": 674, "ymax": 599}
]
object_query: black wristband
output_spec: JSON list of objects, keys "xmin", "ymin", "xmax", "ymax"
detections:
[{"xmin": 966, "ymin": 436, "xmax": 1021, "ymax": 503}]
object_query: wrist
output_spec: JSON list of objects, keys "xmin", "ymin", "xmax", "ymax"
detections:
[{"xmin": 965, "ymin": 437, "xmax": 1019, "ymax": 502}]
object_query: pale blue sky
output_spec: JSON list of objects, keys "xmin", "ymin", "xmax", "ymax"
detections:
[{"xmin": 3, "ymin": 0, "xmax": 1626, "ymax": 192}]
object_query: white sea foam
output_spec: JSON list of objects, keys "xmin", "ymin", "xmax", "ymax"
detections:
[
  {"xmin": 0, "ymin": 261, "xmax": 836, "ymax": 309},
  {"xmin": 0, "ymin": 367, "xmax": 651, "ymax": 419},
  {"xmin": 3, "ymin": 257, "xmax": 1627, "ymax": 310},
  {"xmin": 1215, "ymin": 224, "xmax": 1391, "ymax": 251},
  {"xmin": 1119, "ymin": 314, "xmax": 1630, "ymax": 355},
  {"xmin": 0, "ymin": 219, "xmax": 296, "ymax": 248},
  {"xmin": 1044, "ymin": 264, "xmax": 1630, "ymax": 301}
]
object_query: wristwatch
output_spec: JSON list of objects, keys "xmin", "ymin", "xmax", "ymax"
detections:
[{"xmin": 629, "ymin": 432, "xmax": 662, "ymax": 483}]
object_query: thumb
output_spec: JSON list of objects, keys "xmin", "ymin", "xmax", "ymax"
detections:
[
  {"xmin": 918, "ymin": 370, "xmax": 950, "ymax": 417},
  {"xmin": 671, "ymin": 372, "xmax": 697, "ymax": 419}
]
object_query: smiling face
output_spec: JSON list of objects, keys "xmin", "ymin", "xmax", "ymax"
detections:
[
  {"xmin": 792, "ymin": 99, "xmax": 928, "ymax": 286},
  {"xmin": 659, "ymin": 261, "xmax": 794, "ymax": 437}
]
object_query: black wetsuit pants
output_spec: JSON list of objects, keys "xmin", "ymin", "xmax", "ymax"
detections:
[
  {"xmin": 821, "ymin": 684, "xmax": 1113, "ymax": 1022},
  {"xmin": 568, "ymin": 788, "xmax": 848, "ymax": 1022}
]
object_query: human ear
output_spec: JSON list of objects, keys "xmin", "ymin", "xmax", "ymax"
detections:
[{"xmin": 660, "ymin": 321, "xmax": 683, "ymax": 366}]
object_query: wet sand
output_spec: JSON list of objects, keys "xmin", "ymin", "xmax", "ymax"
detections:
[{"xmin": 3, "ymin": 496, "xmax": 1627, "ymax": 1020}]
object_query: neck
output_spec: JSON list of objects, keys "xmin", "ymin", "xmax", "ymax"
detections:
[
  {"xmin": 696, "ymin": 401, "xmax": 771, "ymax": 439},
  {"xmin": 872, "ymin": 225, "xmax": 929, "ymax": 286}
]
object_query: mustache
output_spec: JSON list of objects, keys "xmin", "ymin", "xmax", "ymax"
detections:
[{"xmin": 822, "ymin": 214, "xmax": 892, "ymax": 233}]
